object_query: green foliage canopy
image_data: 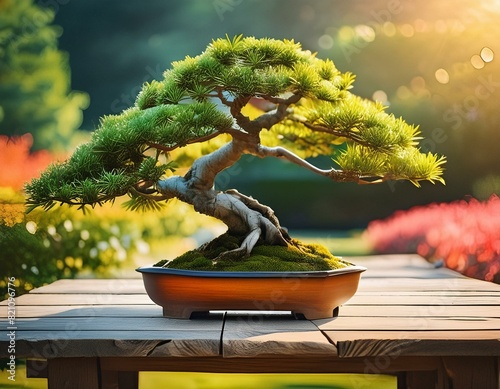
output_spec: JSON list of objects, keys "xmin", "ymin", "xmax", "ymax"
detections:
[{"xmin": 26, "ymin": 36, "xmax": 445, "ymax": 212}]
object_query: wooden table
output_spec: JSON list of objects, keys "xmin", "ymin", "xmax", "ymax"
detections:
[{"xmin": 1, "ymin": 254, "xmax": 499, "ymax": 389}]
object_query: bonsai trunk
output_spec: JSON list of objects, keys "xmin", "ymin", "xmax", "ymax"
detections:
[{"xmin": 157, "ymin": 139, "xmax": 290, "ymax": 260}]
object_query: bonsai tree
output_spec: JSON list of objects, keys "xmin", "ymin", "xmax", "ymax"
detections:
[{"xmin": 26, "ymin": 36, "xmax": 445, "ymax": 267}]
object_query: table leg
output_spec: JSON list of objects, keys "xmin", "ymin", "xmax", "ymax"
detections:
[
  {"xmin": 101, "ymin": 369, "xmax": 139, "ymax": 389},
  {"xmin": 47, "ymin": 357, "xmax": 99, "ymax": 389},
  {"xmin": 403, "ymin": 370, "xmax": 439, "ymax": 389},
  {"xmin": 101, "ymin": 370, "xmax": 139, "ymax": 389},
  {"xmin": 443, "ymin": 356, "xmax": 499, "ymax": 389}
]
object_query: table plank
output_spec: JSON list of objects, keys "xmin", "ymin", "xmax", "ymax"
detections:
[
  {"xmin": 0, "ymin": 317, "xmax": 224, "ymax": 331},
  {"xmin": 8, "ymin": 332, "xmax": 222, "ymax": 358},
  {"xmin": 28, "ymin": 279, "xmax": 145, "ymax": 295},
  {"xmin": 0, "ymin": 293, "xmax": 153, "ymax": 306},
  {"xmin": 221, "ymin": 313, "xmax": 337, "ymax": 357},
  {"xmin": 358, "ymin": 278, "xmax": 500, "ymax": 292},
  {"xmin": 350, "ymin": 254, "xmax": 463, "ymax": 278},
  {"xmin": 325, "ymin": 330, "xmax": 500, "ymax": 357},
  {"xmin": 0, "ymin": 253, "xmax": 498, "ymax": 389},
  {"xmin": 0, "ymin": 312, "xmax": 224, "ymax": 358},
  {"xmin": 315, "ymin": 316, "xmax": 500, "ymax": 331},
  {"xmin": 0, "ymin": 304, "xmax": 162, "ymax": 318},
  {"xmin": 346, "ymin": 294, "xmax": 500, "ymax": 305},
  {"xmin": 339, "ymin": 304, "xmax": 500, "ymax": 318}
]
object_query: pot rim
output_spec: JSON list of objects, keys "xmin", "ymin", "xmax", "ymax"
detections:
[{"xmin": 136, "ymin": 265, "xmax": 367, "ymax": 278}]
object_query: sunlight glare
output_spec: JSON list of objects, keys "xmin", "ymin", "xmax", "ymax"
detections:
[
  {"xmin": 410, "ymin": 76, "xmax": 426, "ymax": 91},
  {"xmin": 355, "ymin": 24, "xmax": 376, "ymax": 42},
  {"xmin": 480, "ymin": 47, "xmax": 494, "ymax": 62},
  {"xmin": 434, "ymin": 20, "xmax": 447, "ymax": 34},
  {"xmin": 318, "ymin": 34, "xmax": 334, "ymax": 49},
  {"xmin": 338, "ymin": 26, "xmax": 355, "ymax": 42},
  {"xmin": 396, "ymin": 86, "xmax": 411, "ymax": 100},
  {"xmin": 414, "ymin": 19, "xmax": 428, "ymax": 33},
  {"xmin": 470, "ymin": 54, "xmax": 485, "ymax": 69},
  {"xmin": 435, "ymin": 68, "xmax": 450, "ymax": 84},
  {"xmin": 399, "ymin": 24, "xmax": 415, "ymax": 37},
  {"xmin": 372, "ymin": 90, "xmax": 388, "ymax": 104},
  {"xmin": 382, "ymin": 22, "xmax": 396, "ymax": 37}
]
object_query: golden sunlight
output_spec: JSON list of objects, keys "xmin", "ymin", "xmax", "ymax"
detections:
[
  {"xmin": 480, "ymin": 47, "xmax": 494, "ymax": 62},
  {"xmin": 435, "ymin": 68, "xmax": 450, "ymax": 84}
]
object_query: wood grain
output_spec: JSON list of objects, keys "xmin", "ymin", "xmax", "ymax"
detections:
[
  {"xmin": 326, "ymin": 331, "xmax": 500, "ymax": 357},
  {"xmin": 13, "ymin": 335, "xmax": 221, "ymax": 358},
  {"xmin": 48, "ymin": 357, "xmax": 99, "ymax": 389},
  {"xmin": 0, "ymin": 254, "xmax": 498, "ymax": 389},
  {"xmin": 29, "ymin": 278, "xmax": 145, "ymax": 295},
  {"xmin": 339, "ymin": 304, "xmax": 500, "ymax": 318},
  {"xmin": 222, "ymin": 313, "xmax": 337, "ymax": 357}
]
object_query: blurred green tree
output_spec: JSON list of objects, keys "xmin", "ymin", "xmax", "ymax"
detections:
[{"xmin": 0, "ymin": 0, "xmax": 89, "ymax": 151}]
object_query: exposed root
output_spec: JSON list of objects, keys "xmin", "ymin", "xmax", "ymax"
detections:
[
  {"xmin": 156, "ymin": 232, "xmax": 350, "ymax": 272},
  {"xmin": 225, "ymin": 189, "xmax": 291, "ymax": 241},
  {"xmin": 211, "ymin": 191, "xmax": 291, "ymax": 261}
]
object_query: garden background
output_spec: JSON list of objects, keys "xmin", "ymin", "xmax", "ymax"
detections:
[{"xmin": 1, "ymin": 0, "xmax": 499, "ymax": 387}]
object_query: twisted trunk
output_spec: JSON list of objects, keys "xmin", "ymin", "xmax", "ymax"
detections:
[
  {"xmin": 156, "ymin": 94, "xmax": 304, "ymax": 259},
  {"xmin": 157, "ymin": 139, "xmax": 290, "ymax": 260}
]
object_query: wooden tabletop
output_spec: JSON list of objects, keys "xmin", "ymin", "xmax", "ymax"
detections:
[{"xmin": 1, "ymin": 254, "xmax": 500, "ymax": 389}]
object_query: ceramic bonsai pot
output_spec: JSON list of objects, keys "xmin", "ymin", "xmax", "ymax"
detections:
[{"xmin": 136, "ymin": 265, "xmax": 366, "ymax": 319}]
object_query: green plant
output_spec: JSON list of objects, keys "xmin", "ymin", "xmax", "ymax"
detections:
[
  {"xmin": 0, "ymin": 135, "xmax": 220, "ymax": 297},
  {"xmin": 25, "ymin": 36, "xmax": 445, "ymax": 267},
  {"xmin": 0, "ymin": 0, "xmax": 88, "ymax": 151},
  {"xmin": 0, "ymin": 191, "xmax": 137, "ymax": 298}
]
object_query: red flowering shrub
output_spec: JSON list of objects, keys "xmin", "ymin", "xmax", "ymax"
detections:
[
  {"xmin": 365, "ymin": 196, "xmax": 500, "ymax": 283},
  {"xmin": 0, "ymin": 134, "xmax": 55, "ymax": 191}
]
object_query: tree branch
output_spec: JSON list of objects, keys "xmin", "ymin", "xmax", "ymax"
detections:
[
  {"xmin": 145, "ymin": 127, "xmax": 247, "ymax": 153},
  {"xmin": 215, "ymin": 87, "xmax": 232, "ymax": 106},
  {"xmin": 230, "ymin": 95, "xmax": 252, "ymax": 129},
  {"xmin": 130, "ymin": 186, "xmax": 173, "ymax": 201},
  {"xmin": 259, "ymin": 93, "xmax": 300, "ymax": 105},
  {"xmin": 256, "ymin": 145, "xmax": 333, "ymax": 176},
  {"xmin": 253, "ymin": 93, "xmax": 302, "ymax": 130},
  {"xmin": 256, "ymin": 145, "xmax": 388, "ymax": 184},
  {"xmin": 291, "ymin": 117, "xmax": 376, "ymax": 150}
]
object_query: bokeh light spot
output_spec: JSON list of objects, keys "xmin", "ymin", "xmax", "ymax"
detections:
[
  {"xmin": 63, "ymin": 219, "xmax": 73, "ymax": 232},
  {"xmin": 450, "ymin": 21, "xmax": 466, "ymax": 34},
  {"xmin": 396, "ymin": 86, "xmax": 411, "ymax": 100},
  {"xmin": 435, "ymin": 20, "xmax": 448, "ymax": 34},
  {"xmin": 470, "ymin": 54, "xmax": 485, "ymax": 69},
  {"xmin": 372, "ymin": 90, "xmax": 388, "ymax": 105},
  {"xmin": 435, "ymin": 68, "xmax": 450, "ymax": 84},
  {"xmin": 355, "ymin": 24, "xmax": 375, "ymax": 42},
  {"xmin": 318, "ymin": 34, "xmax": 334, "ymax": 49},
  {"xmin": 382, "ymin": 22, "xmax": 396, "ymax": 37},
  {"xmin": 414, "ymin": 19, "xmax": 428, "ymax": 33},
  {"xmin": 26, "ymin": 221, "xmax": 37, "ymax": 234},
  {"xmin": 338, "ymin": 26, "xmax": 355, "ymax": 42},
  {"xmin": 400, "ymin": 24, "xmax": 415, "ymax": 38},
  {"xmin": 410, "ymin": 76, "xmax": 426, "ymax": 91},
  {"xmin": 480, "ymin": 47, "xmax": 494, "ymax": 62}
]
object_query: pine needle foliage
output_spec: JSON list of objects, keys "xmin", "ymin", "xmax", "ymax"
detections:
[{"xmin": 26, "ymin": 35, "xmax": 445, "ymax": 214}]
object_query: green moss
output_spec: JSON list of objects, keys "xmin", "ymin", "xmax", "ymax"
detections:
[{"xmin": 153, "ymin": 233, "xmax": 352, "ymax": 271}]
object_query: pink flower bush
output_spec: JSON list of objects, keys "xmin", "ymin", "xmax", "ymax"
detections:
[{"xmin": 365, "ymin": 196, "xmax": 500, "ymax": 283}]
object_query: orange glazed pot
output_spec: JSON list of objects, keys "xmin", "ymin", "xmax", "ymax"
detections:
[{"xmin": 137, "ymin": 266, "xmax": 366, "ymax": 319}]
